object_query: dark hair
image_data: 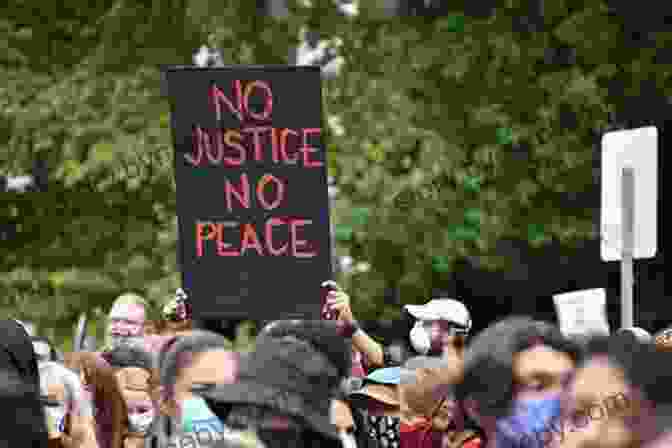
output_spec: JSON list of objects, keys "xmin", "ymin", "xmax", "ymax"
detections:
[
  {"xmin": 457, "ymin": 316, "xmax": 581, "ymax": 418},
  {"xmin": 581, "ymin": 335, "xmax": 672, "ymax": 406},
  {"xmin": 104, "ymin": 345, "xmax": 154, "ymax": 371},
  {"xmin": 259, "ymin": 320, "xmax": 352, "ymax": 380}
]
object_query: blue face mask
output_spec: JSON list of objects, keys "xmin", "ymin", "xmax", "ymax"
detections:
[
  {"xmin": 495, "ymin": 396, "xmax": 563, "ymax": 448},
  {"xmin": 177, "ymin": 395, "xmax": 226, "ymax": 436}
]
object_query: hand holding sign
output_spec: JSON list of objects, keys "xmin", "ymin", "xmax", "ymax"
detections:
[{"xmin": 321, "ymin": 281, "xmax": 355, "ymax": 324}]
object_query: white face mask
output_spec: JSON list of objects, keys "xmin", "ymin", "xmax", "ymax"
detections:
[
  {"xmin": 409, "ymin": 321, "xmax": 431, "ymax": 355},
  {"xmin": 128, "ymin": 410, "xmax": 156, "ymax": 434},
  {"xmin": 339, "ymin": 430, "xmax": 358, "ymax": 448}
]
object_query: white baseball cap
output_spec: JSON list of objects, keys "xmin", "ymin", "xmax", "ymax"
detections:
[{"xmin": 404, "ymin": 298, "xmax": 472, "ymax": 332}]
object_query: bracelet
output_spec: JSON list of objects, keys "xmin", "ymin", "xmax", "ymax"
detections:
[{"xmin": 338, "ymin": 320, "xmax": 360, "ymax": 338}]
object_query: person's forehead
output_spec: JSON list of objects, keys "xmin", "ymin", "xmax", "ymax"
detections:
[
  {"xmin": 116, "ymin": 367, "xmax": 151, "ymax": 390},
  {"xmin": 514, "ymin": 345, "xmax": 574, "ymax": 378},
  {"xmin": 570, "ymin": 359, "xmax": 627, "ymax": 400},
  {"xmin": 110, "ymin": 302, "xmax": 145, "ymax": 319},
  {"xmin": 123, "ymin": 389, "xmax": 152, "ymax": 405}
]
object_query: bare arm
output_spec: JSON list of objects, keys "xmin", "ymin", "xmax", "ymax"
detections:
[{"xmin": 324, "ymin": 283, "xmax": 385, "ymax": 368}]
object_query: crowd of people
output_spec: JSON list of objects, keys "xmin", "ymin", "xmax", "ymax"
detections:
[{"xmin": 3, "ymin": 284, "xmax": 672, "ymax": 448}]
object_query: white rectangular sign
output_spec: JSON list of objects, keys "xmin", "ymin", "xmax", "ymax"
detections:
[
  {"xmin": 601, "ymin": 126, "xmax": 658, "ymax": 261},
  {"xmin": 553, "ymin": 288, "xmax": 610, "ymax": 337}
]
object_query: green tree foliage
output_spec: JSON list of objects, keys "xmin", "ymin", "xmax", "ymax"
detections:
[{"xmin": 1, "ymin": 0, "xmax": 671, "ymax": 344}]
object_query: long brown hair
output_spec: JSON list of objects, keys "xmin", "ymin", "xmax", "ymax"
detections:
[{"xmin": 64, "ymin": 352, "xmax": 127, "ymax": 448}]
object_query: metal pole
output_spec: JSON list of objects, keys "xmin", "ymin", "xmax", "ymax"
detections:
[{"xmin": 621, "ymin": 167, "xmax": 635, "ymax": 329}]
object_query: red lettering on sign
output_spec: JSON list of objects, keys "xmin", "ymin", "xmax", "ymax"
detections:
[
  {"xmin": 279, "ymin": 129, "xmax": 299, "ymax": 165},
  {"xmin": 241, "ymin": 223, "xmax": 264, "ymax": 256},
  {"xmin": 223, "ymin": 130, "xmax": 245, "ymax": 166},
  {"xmin": 187, "ymin": 127, "xmax": 206, "ymax": 166},
  {"xmin": 270, "ymin": 128, "xmax": 280, "ymax": 163},
  {"xmin": 291, "ymin": 219, "xmax": 316, "ymax": 258},
  {"xmin": 209, "ymin": 82, "xmax": 244, "ymax": 122},
  {"xmin": 300, "ymin": 128, "xmax": 323, "ymax": 168},
  {"xmin": 196, "ymin": 222, "xmax": 215, "ymax": 257},
  {"xmin": 265, "ymin": 218, "xmax": 288, "ymax": 256},
  {"xmin": 243, "ymin": 80, "xmax": 273, "ymax": 121},
  {"xmin": 256, "ymin": 174, "xmax": 285, "ymax": 211},
  {"xmin": 195, "ymin": 219, "xmax": 317, "ymax": 258},
  {"xmin": 209, "ymin": 80, "xmax": 273, "ymax": 123},
  {"xmin": 225, "ymin": 174, "xmax": 251, "ymax": 212},
  {"xmin": 243, "ymin": 127, "xmax": 272, "ymax": 162},
  {"xmin": 216, "ymin": 222, "xmax": 240, "ymax": 256}
]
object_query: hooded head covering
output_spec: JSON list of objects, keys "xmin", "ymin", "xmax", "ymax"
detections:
[{"xmin": 0, "ymin": 319, "xmax": 49, "ymax": 447}]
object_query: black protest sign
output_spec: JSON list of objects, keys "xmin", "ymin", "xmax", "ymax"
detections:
[{"xmin": 164, "ymin": 66, "xmax": 332, "ymax": 321}]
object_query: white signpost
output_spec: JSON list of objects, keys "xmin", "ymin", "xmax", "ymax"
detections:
[{"xmin": 601, "ymin": 126, "xmax": 658, "ymax": 329}]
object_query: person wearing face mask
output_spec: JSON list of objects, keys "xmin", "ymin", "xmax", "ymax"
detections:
[
  {"xmin": 456, "ymin": 317, "xmax": 580, "ymax": 448},
  {"xmin": 157, "ymin": 330, "xmax": 237, "ymax": 448},
  {"xmin": 405, "ymin": 299, "xmax": 471, "ymax": 358},
  {"xmin": 564, "ymin": 335, "xmax": 672, "ymax": 448},
  {"xmin": 398, "ymin": 356, "xmax": 478, "ymax": 448},
  {"xmin": 104, "ymin": 345, "xmax": 160, "ymax": 448}
]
